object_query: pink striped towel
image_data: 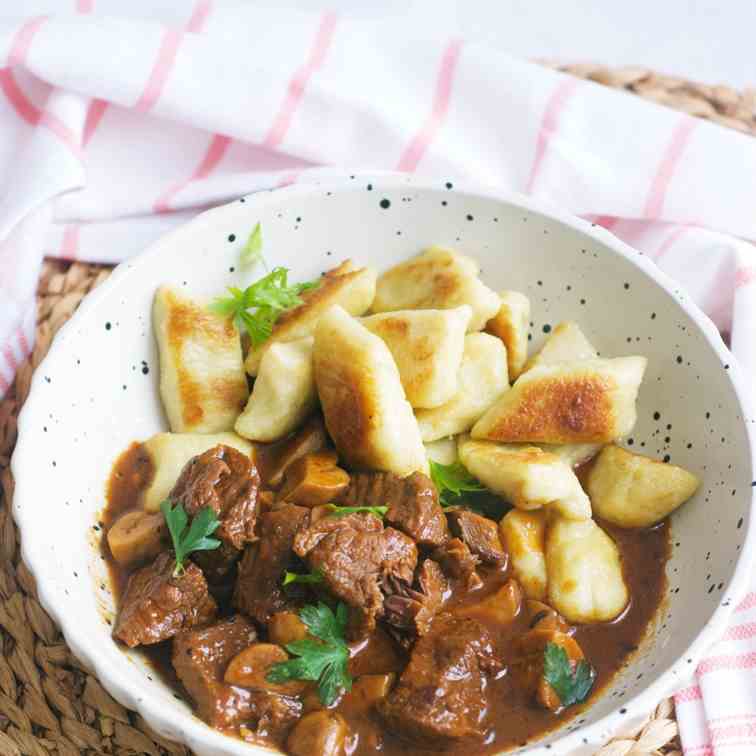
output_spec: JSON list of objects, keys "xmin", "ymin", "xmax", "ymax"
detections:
[{"xmin": 0, "ymin": 3, "xmax": 755, "ymax": 751}]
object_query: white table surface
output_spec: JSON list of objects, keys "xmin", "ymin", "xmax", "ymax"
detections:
[{"xmin": 264, "ymin": 0, "xmax": 756, "ymax": 89}]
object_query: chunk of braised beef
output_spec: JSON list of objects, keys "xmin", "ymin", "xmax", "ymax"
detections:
[
  {"xmin": 341, "ymin": 471, "xmax": 448, "ymax": 548},
  {"xmin": 113, "ymin": 551, "xmax": 216, "ymax": 648},
  {"xmin": 432, "ymin": 537, "xmax": 483, "ymax": 590},
  {"xmin": 293, "ymin": 513, "xmax": 417, "ymax": 637},
  {"xmin": 446, "ymin": 508, "xmax": 507, "ymax": 566},
  {"xmin": 377, "ymin": 614, "xmax": 500, "ymax": 745},
  {"xmin": 233, "ymin": 503, "xmax": 310, "ymax": 624},
  {"xmin": 383, "ymin": 559, "xmax": 449, "ymax": 636},
  {"xmin": 172, "ymin": 615, "xmax": 301, "ymax": 736},
  {"xmin": 169, "ymin": 444, "xmax": 260, "ymax": 551}
]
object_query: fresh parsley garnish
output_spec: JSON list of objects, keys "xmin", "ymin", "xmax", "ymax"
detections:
[
  {"xmin": 326, "ymin": 504, "xmax": 388, "ymax": 519},
  {"xmin": 239, "ymin": 222, "xmax": 264, "ymax": 270},
  {"xmin": 209, "ymin": 266, "xmax": 317, "ymax": 347},
  {"xmin": 266, "ymin": 602, "xmax": 352, "ymax": 705},
  {"xmin": 160, "ymin": 500, "xmax": 221, "ymax": 577},
  {"xmin": 283, "ymin": 569, "xmax": 324, "ymax": 587},
  {"xmin": 429, "ymin": 460, "xmax": 486, "ymax": 506},
  {"xmin": 543, "ymin": 641, "xmax": 596, "ymax": 708}
]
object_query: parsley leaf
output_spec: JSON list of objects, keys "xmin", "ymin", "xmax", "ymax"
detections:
[
  {"xmin": 208, "ymin": 266, "xmax": 318, "ymax": 347},
  {"xmin": 266, "ymin": 602, "xmax": 351, "ymax": 706},
  {"xmin": 326, "ymin": 504, "xmax": 388, "ymax": 519},
  {"xmin": 282, "ymin": 569, "xmax": 324, "ymax": 587},
  {"xmin": 543, "ymin": 642, "xmax": 596, "ymax": 708},
  {"xmin": 429, "ymin": 460, "xmax": 486, "ymax": 506},
  {"xmin": 160, "ymin": 500, "xmax": 221, "ymax": 577},
  {"xmin": 239, "ymin": 222, "xmax": 264, "ymax": 270}
]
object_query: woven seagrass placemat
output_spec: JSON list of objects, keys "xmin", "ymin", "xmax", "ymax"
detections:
[{"xmin": 1, "ymin": 65, "xmax": 754, "ymax": 756}]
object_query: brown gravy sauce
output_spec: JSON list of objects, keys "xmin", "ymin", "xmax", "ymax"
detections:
[{"xmin": 102, "ymin": 442, "xmax": 670, "ymax": 754}]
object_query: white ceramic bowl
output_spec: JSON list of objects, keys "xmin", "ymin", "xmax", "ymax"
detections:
[{"xmin": 12, "ymin": 174, "xmax": 756, "ymax": 755}]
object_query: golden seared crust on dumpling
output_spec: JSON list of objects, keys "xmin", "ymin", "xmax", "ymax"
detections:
[
  {"xmin": 313, "ymin": 305, "xmax": 427, "ymax": 476},
  {"xmin": 587, "ymin": 445, "xmax": 700, "ymax": 528},
  {"xmin": 361, "ymin": 306, "xmax": 471, "ymax": 409},
  {"xmin": 485, "ymin": 291, "xmax": 531, "ymax": 380},
  {"xmin": 546, "ymin": 518, "xmax": 628, "ymax": 623},
  {"xmin": 153, "ymin": 287, "xmax": 248, "ymax": 434},
  {"xmin": 371, "ymin": 247, "xmax": 500, "ymax": 331},
  {"xmin": 416, "ymin": 333, "xmax": 509, "ymax": 442},
  {"xmin": 458, "ymin": 437, "xmax": 591, "ymax": 520},
  {"xmin": 524, "ymin": 321, "xmax": 597, "ymax": 372},
  {"xmin": 142, "ymin": 432, "xmax": 253, "ymax": 512},
  {"xmin": 235, "ymin": 337, "xmax": 317, "ymax": 442},
  {"xmin": 244, "ymin": 261, "xmax": 377, "ymax": 375},
  {"xmin": 471, "ymin": 356, "xmax": 647, "ymax": 445},
  {"xmin": 539, "ymin": 442, "xmax": 602, "ymax": 468},
  {"xmin": 499, "ymin": 510, "xmax": 548, "ymax": 600}
]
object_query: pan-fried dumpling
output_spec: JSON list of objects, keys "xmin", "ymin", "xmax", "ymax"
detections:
[
  {"xmin": 371, "ymin": 247, "xmax": 500, "ymax": 331},
  {"xmin": 143, "ymin": 432, "xmax": 253, "ymax": 512},
  {"xmin": 313, "ymin": 305, "xmax": 427, "ymax": 476},
  {"xmin": 153, "ymin": 287, "xmax": 248, "ymax": 434},
  {"xmin": 539, "ymin": 442, "xmax": 602, "ymax": 468},
  {"xmin": 361, "ymin": 306, "xmax": 471, "ymax": 408},
  {"xmin": 587, "ymin": 445, "xmax": 700, "ymax": 527},
  {"xmin": 472, "ymin": 357, "xmax": 647, "ymax": 444},
  {"xmin": 416, "ymin": 333, "xmax": 509, "ymax": 442},
  {"xmin": 424, "ymin": 437, "xmax": 458, "ymax": 466},
  {"xmin": 524, "ymin": 320, "xmax": 597, "ymax": 372},
  {"xmin": 499, "ymin": 510, "xmax": 548, "ymax": 600},
  {"xmin": 485, "ymin": 291, "xmax": 531, "ymax": 380},
  {"xmin": 245, "ymin": 261, "xmax": 377, "ymax": 375},
  {"xmin": 458, "ymin": 437, "xmax": 591, "ymax": 520},
  {"xmin": 235, "ymin": 337, "xmax": 316, "ymax": 442},
  {"xmin": 546, "ymin": 517, "xmax": 628, "ymax": 623}
]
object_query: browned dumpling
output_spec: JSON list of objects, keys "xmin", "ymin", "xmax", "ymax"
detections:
[
  {"xmin": 524, "ymin": 320, "xmax": 597, "ymax": 372},
  {"xmin": 471, "ymin": 357, "xmax": 647, "ymax": 445},
  {"xmin": 245, "ymin": 261, "xmax": 377, "ymax": 375},
  {"xmin": 485, "ymin": 291, "xmax": 530, "ymax": 380},
  {"xmin": 153, "ymin": 287, "xmax": 248, "ymax": 434},
  {"xmin": 371, "ymin": 247, "xmax": 500, "ymax": 331},
  {"xmin": 313, "ymin": 305, "xmax": 427, "ymax": 476}
]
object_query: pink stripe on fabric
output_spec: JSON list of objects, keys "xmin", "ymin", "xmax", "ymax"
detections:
[
  {"xmin": 698, "ymin": 650, "xmax": 756, "ymax": 676},
  {"xmin": 18, "ymin": 329, "xmax": 29, "ymax": 356},
  {"xmin": 736, "ymin": 592, "xmax": 756, "ymax": 613},
  {"xmin": 720, "ymin": 621, "xmax": 756, "ymax": 642},
  {"xmin": 0, "ymin": 69, "xmax": 41, "ymax": 124},
  {"xmin": 652, "ymin": 224, "xmax": 690, "ymax": 261},
  {"xmin": 187, "ymin": 0, "xmax": 213, "ymax": 33},
  {"xmin": 675, "ymin": 685, "xmax": 703, "ymax": 703},
  {"xmin": 526, "ymin": 77, "xmax": 581, "ymax": 194},
  {"xmin": 682, "ymin": 747, "xmax": 713, "ymax": 756},
  {"xmin": 2, "ymin": 343, "xmax": 18, "ymax": 373},
  {"xmin": 7, "ymin": 15, "xmax": 48, "ymax": 67},
  {"xmin": 83, "ymin": 99, "xmax": 108, "ymax": 145},
  {"xmin": 263, "ymin": 11, "xmax": 338, "ymax": 150},
  {"xmin": 711, "ymin": 721, "xmax": 756, "ymax": 741},
  {"xmin": 40, "ymin": 112, "xmax": 83, "ymax": 159},
  {"xmin": 735, "ymin": 266, "xmax": 756, "ymax": 289},
  {"xmin": 134, "ymin": 29, "xmax": 183, "ymax": 112},
  {"xmin": 0, "ymin": 371, "xmax": 9, "ymax": 395},
  {"xmin": 154, "ymin": 133, "xmax": 231, "ymax": 213},
  {"xmin": 60, "ymin": 226, "xmax": 80, "ymax": 260},
  {"xmin": 396, "ymin": 39, "xmax": 463, "ymax": 172},
  {"xmin": 592, "ymin": 215, "xmax": 618, "ymax": 230},
  {"xmin": 76, "ymin": 0, "xmax": 94, "ymax": 11},
  {"xmin": 276, "ymin": 171, "xmax": 301, "ymax": 188},
  {"xmin": 644, "ymin": 116, "xmax": 698, "ymax": 219}
]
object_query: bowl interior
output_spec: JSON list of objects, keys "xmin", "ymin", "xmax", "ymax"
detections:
[{"xmin": 12, "ymin": 176, "xmax": 754, "ymax": 755}]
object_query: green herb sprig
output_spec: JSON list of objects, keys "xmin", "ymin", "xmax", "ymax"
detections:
[
  {"xmin": 209, "ymin": 266, "xmax": 317, "ymax": 347},
  {"xmin": 543, "ymin": 642, "xmax": 596, "ymax": 708},
  {"xmin": 266, "ymin": 602, "xmax": 352, "ymax": 705},
  {"xmin": 429, "ymin": 460, "xmax": 486, "ymax": 506},
  {"xmin": 160, "ymin": 500, "xmax": 221, "ymax": 577},
  {"xmin": 239, "ymin": 222, "xmax": 264, "ymax": 270},
  {"xmin": 326, "ymin": 504, "xmax": 388, "ymax": 519},
  {"xmin": 283, "ymin": 569, "xmax": 324, "ymax": 587}
]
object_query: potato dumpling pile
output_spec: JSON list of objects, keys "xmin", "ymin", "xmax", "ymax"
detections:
[{"xmin": 151, "ymin": 246, "xmax": 700, "ymax": 625}]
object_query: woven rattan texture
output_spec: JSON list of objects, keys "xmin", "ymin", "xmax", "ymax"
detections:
[{"xmin": 5, "ymin": 64, "xmax": 755, "ymax": 755}]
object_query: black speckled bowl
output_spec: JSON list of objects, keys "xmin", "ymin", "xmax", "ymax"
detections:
[{"xmin": 12, "ymin": 174, "xmax": 756, "ymax": 755}]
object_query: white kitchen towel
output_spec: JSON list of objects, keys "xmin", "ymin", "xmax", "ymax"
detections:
[{"xmin": 0, "ymin": 2, "xmax": 754, "ymax": 752}]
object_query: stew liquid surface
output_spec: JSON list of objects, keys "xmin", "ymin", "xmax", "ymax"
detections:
[{"xmin": 102, "ymin": 442, "xmax": 669, "ymax": 754}]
